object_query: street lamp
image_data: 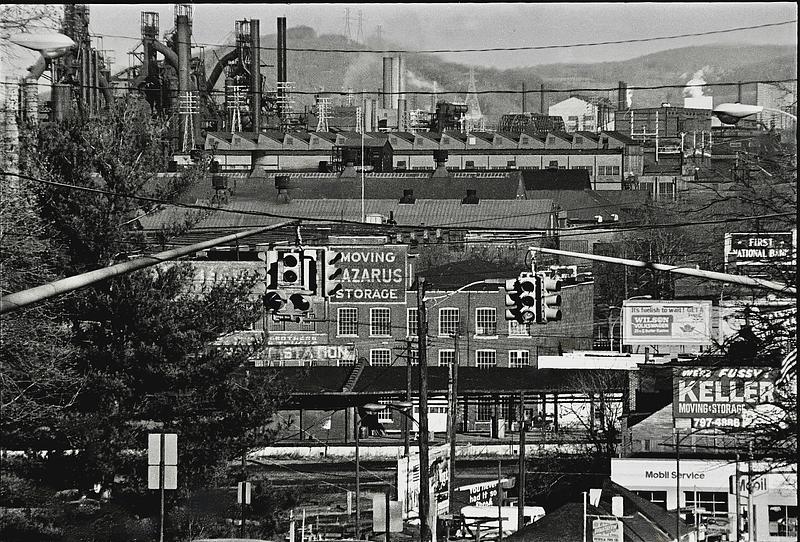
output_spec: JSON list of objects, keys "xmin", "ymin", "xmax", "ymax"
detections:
[
  {"xmin": 355, "ymin": 401, "xmax": 414, "ymax": 541},
  {"xmin": 713, "ymin": 102, "xmax": 797, "ymax": 125},
  {"xmin": 610, "ymin": 295, "xmax": 652, "ymax": 353}
]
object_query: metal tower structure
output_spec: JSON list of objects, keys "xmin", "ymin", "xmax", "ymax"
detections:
[
  {"xmin": 356, "ymin": 11, "xmax": 365, "ymax": 44},
  {"xmin": 344, "ymin": 8, "xmax": 352, "ymax": 41},
  {"xmin": 464, "ymin": 66, "xmax": 484, "ymax": 131},
  {"xmin": 316, "ymin": 95, "xmax": 332, "ymax": 132}
]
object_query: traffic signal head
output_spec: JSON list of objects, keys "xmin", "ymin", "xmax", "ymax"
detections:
[
  {"xmin": 517, "ymin": 274, "xmax": 538, "ymax": 324},
  {"xmin": 264, "ymin": 291, "xmax": 285, "ymax": 312},
  {"xmin": 324, "ymin": 249, "xmax": 344, "ymax": 297},
  {"xmin": 289, "ymin": 292, "xmax": 311, "ymax": 312},
  {"xmin": 503, "ymin": 278, "xmax": 521, "ymax": 321},
  {"xmin": 535, "ymin": 274, "xmax": 562, "ymax": 324},
  {"xmin": 277, "ymin": 250, "xmax": 303, "ymax": 288}
]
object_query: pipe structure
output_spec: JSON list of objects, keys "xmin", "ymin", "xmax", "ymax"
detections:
[
  {"xmin": 1, "ymin": 221, "xmax": 298, "ymax": 314},
  {"xmin": 528, "ymin": 247, "xmax": 796, "ymax": 295},
  {"xmin": 250, "ymin": 19, "xmax": 261, "ymax": 133},
  {"xmin": 277, "ymin": 17, "xmax": 286, "ymax": 94},
  {"xmin": 382, "ymin": 57, "xmax": 393, "ymax": 109},
  {"xmin": 206, "ymin": 49, "xmax": 238, "ymax": 93},
  {"xmin": 176, "ymin": 14, "xmax": 191, "ymax": 97}
]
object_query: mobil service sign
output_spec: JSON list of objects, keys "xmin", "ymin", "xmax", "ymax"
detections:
[{"xmin": 330, "ymin": 245, "xmax": 407, "ymax": 303}]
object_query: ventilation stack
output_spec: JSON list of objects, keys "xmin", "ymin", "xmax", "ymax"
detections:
[
  {"xmin": 250, "ymin": 19, "xmax": 261, "ymax": 133},
  {"xmin": 277, "ymin": 17, "xmax": 287, "ymax": 115},
  {"xmin": 617, "ymin": 81, "xmax": 628, "ymax": 111},
  {"xmin": 382, "ymin": 57, "xmax": 393, "ymax": 109}
]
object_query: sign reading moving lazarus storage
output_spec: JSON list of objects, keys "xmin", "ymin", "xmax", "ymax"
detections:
[
  {"xmin": 623, "ymin": 300, "xmax": 712, "ymax": 345},
  {"xmin": 725, "ymin": 231, "xmax": 796, "ymax": 268},
  {"xmin": 673, "ymin": 367, "xmax": 779, "ymax": 422},
  {"xmin": 330, "ymin": 246, "xmax": 407, "ymax": 303}
]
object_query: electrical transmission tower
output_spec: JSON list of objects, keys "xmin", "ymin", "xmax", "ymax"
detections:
[
  {"xmin": 316, "ymin": 96, "xmax": 332, "ymax": 132},
  {"xmin": 344, "ymin": 8, "xmax": 352, "ymax": 41},
  {"xmin": 356, "ymin": 10, "xmax": 365, "ymax": 44},
  {"xmin": 464, "ymin": 66, "xmax": 484, "ymax": 131}
]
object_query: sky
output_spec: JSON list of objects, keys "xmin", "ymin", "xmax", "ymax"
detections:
[{"xmin": 2, "ymin": 3, "xmax": 797, "ymax": 77}]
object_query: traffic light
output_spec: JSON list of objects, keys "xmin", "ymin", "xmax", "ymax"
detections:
[
  {"xmin": 261, "ymin": 248, "xmax": 319, "ymax": 317},
  {"xmin": 323, "ymin": 249, "xmax": 344, "ymax": 297},
  {"xmin": 504, "ymin": 278, "xmax": 522, "ymax": 322},
  {"xmin": 535, "ymin": 274, "xmax": 562, "ymax": 324},
  {"xmin": 517, "ymin": 273, "xmax": 538, "ymax": 324}
]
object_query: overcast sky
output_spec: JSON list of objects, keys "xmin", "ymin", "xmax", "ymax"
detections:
[{"xmin": 3, "ymin": 3, "xmax": 797, "ymax": 75}]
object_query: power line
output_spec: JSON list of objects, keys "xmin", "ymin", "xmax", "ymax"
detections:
[
  {"xmin": 86, "ymin": 19, "xmax": 797, "ymax": 54},
  {"xmin": 2, "ymin": 77, "xmax": 797, "ymax": 97}
]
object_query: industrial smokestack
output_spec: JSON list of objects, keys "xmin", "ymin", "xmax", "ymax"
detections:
[
  {"xmin": 382, "ymin": 57, "xmax": 393, "ymax": 109},
  {"xmin": 392, "ymin": 56, "xmax": 401, "ymax": 109},
  {"xmin": 363, "ymin": 98, "xmax": 374, "ymax": 132},
  {"xmin": 398, "ymin": 98, "xmax": 407, "ymax": 131},
  {"xmin": 176, "ymin": 14, "xmax": 191, "ymax": 97},
  {"xmin": 250, "ymin": 19, "xmax": 261, "ymax": 133},
  {"xmin": 617, "ymin": 81, "xmax": 627, "ymax": 111},
  {"xmin": 277, "ymin": 17, "xmax": 287, "ymax": 90}
]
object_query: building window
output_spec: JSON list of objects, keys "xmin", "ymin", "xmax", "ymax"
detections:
[
  {"xmin": 509, "ymin": 350, "xmax": 529, "ymax": 368},
  {"xmin": 768, "ymin": 505, "xmax": 798, "ymax": 537},
  {"xmin": 683, "ymin": 491, "xmax": 729, "ymax": 518},
  {"xmin": 338, "ymin": 359, "xmax": 356, "ymax": 367},
  {"xmin": 548, "ymin": 160, "xmax": 559, "ymax": 168},
  {"xmin": 521, "ymin": 137, "xmax": 529, "ymax": 145},
  {"xmin": 377, "ymin": 399, "xmax": 394, "ymax": 423},
  {"xmin": 509, "ymin": 321, "xmax": 532, "ymax": 337},
  {"xmin": 507, "ymin": 160, "xmax": 516, "ymax": 167},
  {"xmin": 285, "ymin": 138, "xmax": 293, "ymax": 145},
  {"xmin": 465, "ymin": 160, "xmax": 475, "ymax": 168},
  {"xmin": 442, "ymin": 137, "xmax": 449, "ymax": 144},
  {"xmin": 370, "ymin": 307, "xmax": 391, "ymax": 336},
  {"xmin": 475, "ymin": 308, "xmax": 497, "ymax": 337},
  {"xmin": 439, "ymin": 349, "xmax": 455, "ymax": 367},
  {"xmin": 396, "ymin": 160, "xmax": 407, "ymax": 169},
  {"xmin": 612, "ymin": 166, "xmax": 620, "ymax": 175},
  {"xmin": 574, "ymin": 136, "xmax": 583, "ymax": 144},
  {"xmin": 439, "ymin": 308, "xmax": 460, "ymax": 337},
  {"xmin": 391, "ymin": 137, "xmax": 398, "ymax": 145},
  {"xmin": 476, "ymin": 350, "xmax": 497, "ymax": 368},
  {"xmin": 407, "ymin": 347, "xmax": 419, "ymax": 365},
  {"xmin": 407, "ymin": 308, "xmax": 418, "ymax": 337},
  {"xmin": 337, "ymin": 308, "xmax": 358, "ymax": 336},
  {"xmin": 370, "ymin": 348, "xmax": 392, "ymax": 366},
  {"xmin": 477, "ymin": 398, "xmax": 493, "ymax": 421},
  {"xmin": 468, "ymin": 136, "xmax": 476, "ymax": 145},
  {"xmin": 635, "ymin": 491, "xmax": 667, "ymax": 509},
  {"xmin": 547, "ymin": 137, "xmax": 556, "ymax": 145},
  {"xmin": 299, "ymin": 314, "xmax": 316, "ymax": 332}
]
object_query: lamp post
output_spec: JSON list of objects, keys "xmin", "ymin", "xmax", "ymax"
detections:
[
  {"xmin": 713, "ymin": 102, "xmax": 797, "ymax": 125},
  {"xmin": 362, "ymin": 402, "xmax": 414, "ymax": 542}
]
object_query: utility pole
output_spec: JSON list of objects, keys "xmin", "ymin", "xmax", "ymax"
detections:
[
  {"xmin": 497, "ymin": 460, "xmax": 504, "ymax": 542},
  {"xmin": 417, "ymin": 277, "xmax": 431, "ymax": 542},
  {"xmin": 405, "ymin": 339, "xmax": 413, "ymax": 457},
  {"xmin": 675, "ymin": 428, "xmax": 681, "ymax": 542},
  {"xmin": 448, "ymin": 330, "xmax": 459, "ymax": 518},
  {"xmin": 747, "ymin": 442, "xmax": 754, "ymax": 542},
  {"xmin": 517, "ymin": 391, "xmax": 526, "ymax": 532}
]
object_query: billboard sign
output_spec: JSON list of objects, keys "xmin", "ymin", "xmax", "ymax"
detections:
[
  {"xmin": 725, "ymin": 231, "xmax": 796, "ymax": 268},
  {"xmin": 254, "ymin": 344, "xmax": 355, "ymax": 366},
  {"xmin": 453, "ymin": 478, "xmax": 513, "ymax": 508},
  {"xmin": 592, "ymin": 519, "xmax": 622, "ymax": 542},
  {"xmin": 673, "ymin": 367, "xmax": 779, "ymax": 424},
  {"xmin": 397, "ymin": 444, "xmax": 450, "ymax": 520},
  {"xmin": 329, "ymin": 246, "xmax": 407, "ymax": 303},
  {"xmin": 623, "ymin": 300, "xmax": 712, "ymax": 346}
]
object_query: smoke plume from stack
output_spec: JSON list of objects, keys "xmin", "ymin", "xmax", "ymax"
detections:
[{"xmin": 683, "ymin": 66, "xmax": 710, "ymax": 98}]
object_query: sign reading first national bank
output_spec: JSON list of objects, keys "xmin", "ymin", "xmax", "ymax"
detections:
[
  {"xmin": 330, "ymin": 246, "xmax": 407, "ymax": 304},
  {"xmin": 673, "ymin": 367, "xmax": 778, "ymax": 419}
]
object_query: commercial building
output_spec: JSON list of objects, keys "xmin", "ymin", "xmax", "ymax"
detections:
[{"xmin": 548, "ymin": 95, "xmax": 615, "ymax": 132}]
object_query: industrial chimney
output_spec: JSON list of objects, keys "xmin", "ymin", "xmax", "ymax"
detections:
[{"xmin": 617, "ymin": 81, "xmax": 628, "ymax": 111}]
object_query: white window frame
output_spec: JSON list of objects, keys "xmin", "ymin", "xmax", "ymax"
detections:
[
  {"xmin": 476, "ymin": 349, "xmax": 497, "ymax": 369},
  {"xmin": 337, "ymin": 307, "xmax": 358, "ymax": 337},
  {"xmin": 508, "ymin": 321, "xmax": 532, "ymax": 337},
  {"xmin": 438, "ymin": 349, "xmax": 455, "ymax": 367},
  {"xmin": 370, "ymin": 307, "xmax": 392, "ymax": 337},
  {"xmin": 377, "ymin": 399, "xmax": 393, "ymax": 423},
  {"xmin": 407, "ymin": 308, "xmax": 418, "ymax": 337},
  {"xmin": 475, "ymin": 307, "xmax": 498, "ymax": 338},
  {"xmin": 370, "ymin": 348, "xmax": 392, "ymax": 367},
  {"xmin": 508, "ymin": 350, "xmax": 530, "ymax": 368},
  {"xmin": 438, "ymin": 308, "xmax": 460, "ymax": 337}
]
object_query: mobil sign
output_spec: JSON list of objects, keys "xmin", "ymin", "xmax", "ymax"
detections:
[
  {"xmin": 673, "ymin": 367, "xmax": 778, "ymax": 420},
  {"xmin": 329, "ymin": 245, "xmax": 407, "ymax": 303},
  {"xmin": 623, "ymin": 300, "xmax": 712, "ymax": 345}
]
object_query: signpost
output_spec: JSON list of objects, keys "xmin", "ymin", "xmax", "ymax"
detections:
[
  {"xmin": 592, "ymin": 518, "xmax": 622, "ymax": 542},
  {"xmin": 148, "ymin": 433, "xmax": 177, "ymax": 542},
  {"xmin": 623, "ymin": 300, "xmax": 712, "ymax": 346}
]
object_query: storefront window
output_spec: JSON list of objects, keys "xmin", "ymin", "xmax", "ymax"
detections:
[
  {"xmin": 769, "ymin": 505, "xmax": 798, "ymax": 537},
  {"xmin": 635, "ymin": 490, "xmax": 667, "ymax": 509},
  {"xmin": 684, "ymin": 491, "xmax": 728, "ymax": 517}
]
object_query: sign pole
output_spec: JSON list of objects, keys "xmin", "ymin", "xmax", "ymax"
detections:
[
  {"xmin": 496, "ymin": 460, "xmax": 503, "ymax": 542},
  {"xmin": 747, "ymin": 442, "xmax": 753, "ymax": 542},
  {"xmin": 160, "ymin": 433, "xmax": 165, "ymax": 542},
  {"xmin": 735, "ymin": 447, "xmax": 741, "ymax": 542},
  {"xmin": 675, "ymin": 428, "xmax": 681, "ymax": 542},
  {"xmin": 517, "ymin": 391, "xmax": 526, "ymax": 532}
]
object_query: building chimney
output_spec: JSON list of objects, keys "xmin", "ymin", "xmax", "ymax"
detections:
[
  {"xmin": 382, "ymin": 57, "xmax": 393, "ymax": 109},
  {"xmin": 340, "ymin": 161, "xmax": 357, "ymax": 178},
  {"xmin": 431, "ymin": 149, "xmax": 450, "ymax": 178},
  {"xmin": 399, "ymin": 189, "xmax": 415, "ymax": 204},
  {"xmin": 275, "ymin": 174, "xmax": 293, "ymax": 203},
  {"xmin": 249, "ymin": 19, "xmax": 261, "ymax": 133},
  {"xmin": 617, "ymin": 81, "xmax": 627, "ymax": 111},
  {"xmin": 461, "ymin": 189, "xmax": 479, "ymax": 204}
]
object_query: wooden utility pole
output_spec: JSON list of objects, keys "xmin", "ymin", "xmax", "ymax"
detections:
[
  {"xmin": 405, "ymin": 339, "xmax": 413, "ymax": 457},
  {"xmin": 448, "ymin": 331, "xmax": 459, "ymax": 515},
  {"xmin": 417, "ymin": 278, "xmax": 431, "ymax": 542},
  {"xmin": 517, "ymin": 391, "xmax": 526, "ymax": 531}
]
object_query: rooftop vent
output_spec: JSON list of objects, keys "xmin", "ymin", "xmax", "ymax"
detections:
[
  {"xmin": 275, "ymin": 174, "xmax": 292, "ymax": 203},
  {"xmin": 431, "ymin": 149, "xmax": 450, "ymax": 178},
  {"xmin": 399, "ymin": 189, "xmax": 416, "ymax": 204},
  {"xmin": 461, "ymin": 189, "xmax": 479, "ymax": 204},
  {"xmin": 340, "ymin": 161, "xmax": 357, "ymax": 178}
]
